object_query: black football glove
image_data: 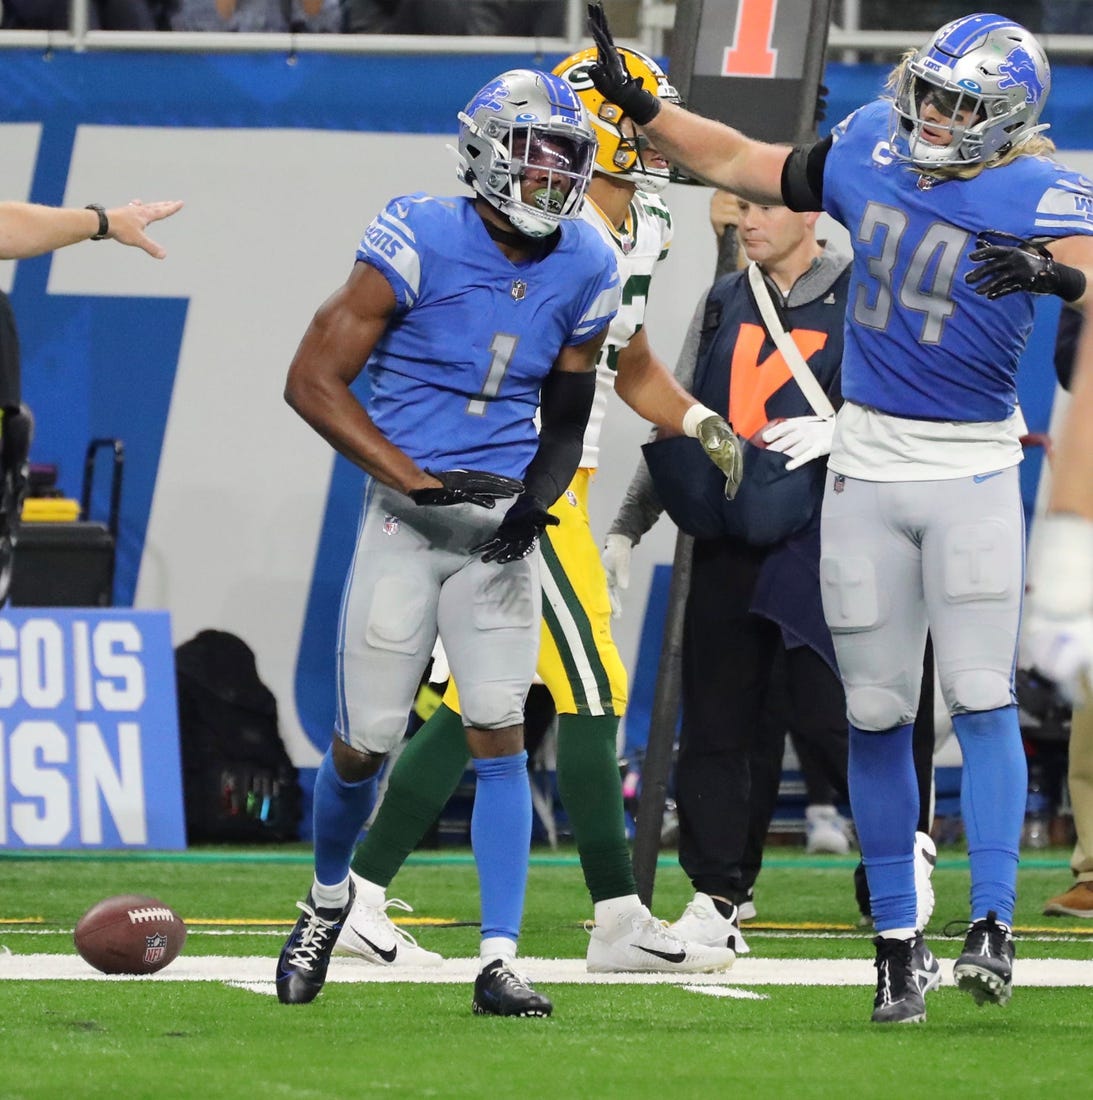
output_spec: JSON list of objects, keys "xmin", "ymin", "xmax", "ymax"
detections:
[
  {"xmin": 966, "ymin": 233, "xmax": 1087, "ymax": 302},
  {"xmin": 587, "ymin": 2, "xmax": 661, "ymax": 126},
  {"xmin": 409, "ymin": 468, "xmax": 523, "ymax": 509},
  {"xmin": 473, "ymin": 493, "xmax": 560, "ymax": 564},
  {"xmin": 814, "ymin": 82, "xmax": 829, "ymax": 126}
]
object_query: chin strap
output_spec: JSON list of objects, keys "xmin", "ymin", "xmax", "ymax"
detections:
[{"xmin": 481, "ymin": 217, "xmax": 534, "ymax": 248}]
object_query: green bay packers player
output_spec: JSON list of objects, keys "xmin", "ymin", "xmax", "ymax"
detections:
[{"xmin": 335, "ymin": 47, "xmax": 744, "ymax": 974}]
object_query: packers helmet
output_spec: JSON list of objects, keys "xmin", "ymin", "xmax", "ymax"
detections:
[{"xmin": 553, "ymin": 47, "xmax": 680, "ymax": 192}]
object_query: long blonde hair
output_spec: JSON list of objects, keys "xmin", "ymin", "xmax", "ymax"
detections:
[{"xmin": 884, "ymin": 52, "xmax": 1055, "ymax": 181}]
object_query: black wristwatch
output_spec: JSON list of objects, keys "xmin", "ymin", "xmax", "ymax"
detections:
[{"xmin": 85, "ymin": 203, "xmax": 109, "ymax": 241}]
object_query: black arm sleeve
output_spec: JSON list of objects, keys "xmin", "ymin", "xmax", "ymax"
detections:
[
  {"xmin": 781, "ymin": 135, "xmax": 831, "ymax": 212},
  {"xmin": 521, "ymin": 368, "xmax": 597, "ymax": 507}
]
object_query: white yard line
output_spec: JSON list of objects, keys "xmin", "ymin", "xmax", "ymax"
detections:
[{"xmin": 1, "ymin": 953, "xmax": 1090, "ymax": 987}]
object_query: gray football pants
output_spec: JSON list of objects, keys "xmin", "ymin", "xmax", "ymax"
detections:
[
  {"xmin": 335, "ymin": 479, "xmax": 540, "ymax": 755},
  {"xmin": 819, "ymin": 468, "xmax": 1024, "ymax": 730}
]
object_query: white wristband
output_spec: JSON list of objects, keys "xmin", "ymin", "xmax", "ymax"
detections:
[
  {"xmin": 1027, "ymin": 513, "xmax": 1093, "ymax": 617},
  {"xmin": 682, "ymin": 403, "xmax": 718, "ymax": 439}
]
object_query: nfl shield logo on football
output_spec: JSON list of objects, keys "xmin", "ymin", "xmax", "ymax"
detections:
[
  {"xmin": 144, "ymin": 933, "xmax": 167, "ymax": 965},
  {"xmin": 511, "ymin": 279, "xmax": 527, "ymax": 302},
  {"xmin": 383, "ymin": 514, "xmax": 400, "ymax": 536}
]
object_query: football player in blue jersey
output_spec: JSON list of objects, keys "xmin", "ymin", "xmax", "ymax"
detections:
[
  {"xmin": 587, "ymin": 5, "xmax": 1093, "ymax": 1022},
  {"xmin": 335, "ymin": 47, "xmax": 744, "ymax": 979},
  {"xmin": 274, "ymin": 69, "xmax": 622, "ymax": 1017}
]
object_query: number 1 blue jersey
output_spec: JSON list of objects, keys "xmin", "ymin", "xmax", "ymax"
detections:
[
  {"xmin": 356, "ymin": 194, "xmax": 620, "ymax": 479},
  {"xmin": 824, "ymin": 101, "xmax": 1093, "ymax": 422}
]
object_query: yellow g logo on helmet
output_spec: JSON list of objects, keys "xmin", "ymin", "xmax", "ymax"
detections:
[{"xmin": 552, "ymin": 47, "xmax": 680, "ymax": 192}]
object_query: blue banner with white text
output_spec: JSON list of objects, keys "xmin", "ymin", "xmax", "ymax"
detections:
[{"xmin": 0, "ymin": 609, "xmax": 184, "ymax": 850}]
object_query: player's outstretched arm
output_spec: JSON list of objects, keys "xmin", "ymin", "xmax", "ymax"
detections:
[
  {"xmin": 0, "ymin": 199, "xmax": 182, "ymax": 260},
  {"xmin": 585, "ymin": 2, "xmax": 788, "ymax": 202}
]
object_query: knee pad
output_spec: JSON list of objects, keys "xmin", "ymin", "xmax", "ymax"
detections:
[
  {"xmin": 846, "ymin": 684, "xmax": 917, "ymax": 732},
  {"xmin": 945, "ymin": 668, "xmax": 1013, "ymax": 714},
  {"xmin": 460, "ymin": 682, "xmax": 525, "ymax": 732}
]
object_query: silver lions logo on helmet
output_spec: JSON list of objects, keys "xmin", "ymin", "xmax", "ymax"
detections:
[{"xmin": 511, "ymin": 280, "xmax": 527, "ymax": 302}]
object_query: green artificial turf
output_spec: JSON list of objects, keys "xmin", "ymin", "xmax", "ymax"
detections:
[{"xmin": 1, "ymin": 846, "xmax": 1090, "ymax": 1099}]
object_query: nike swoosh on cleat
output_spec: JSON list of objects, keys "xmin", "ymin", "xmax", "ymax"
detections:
[
  {"xmin": 352, "ymin": 930, "xmax": 397, "ymax": 963},
  {"xmin": 633, "ymin": 945, "xmax": 687, "ymax": 964}
]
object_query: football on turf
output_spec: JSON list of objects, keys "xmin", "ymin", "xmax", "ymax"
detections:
[{"xmin": 74, "ymin": 894, "xmax": 187, "ymax": 975}]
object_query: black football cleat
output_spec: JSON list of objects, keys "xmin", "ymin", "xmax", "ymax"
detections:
[
  {"xmin": 953, "ymin": 910, "xmax": 1015, "ymax": 1006},
  {"xmin": 871, "ymin": 935, "xmax": 926, "ymax": 1024},
  {"xmin": 471, "ymin": 959, "xmax": 553, "ymax": 1018},
  {"xmin": 275, "ymin": 880, "xmax": 355, "ymax": 1005},
  {"xmin": 911, "ymin": 932, "xmax": 942, "ymax": 995}
]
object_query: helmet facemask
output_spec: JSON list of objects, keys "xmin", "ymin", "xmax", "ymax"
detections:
[
  {"xmin": 888, "ymin": 14, "xmax": 1051, "ymax": 171},
  {"xmin": 456, "ymin": 70, "xmax": 597, "ymax": 239}
]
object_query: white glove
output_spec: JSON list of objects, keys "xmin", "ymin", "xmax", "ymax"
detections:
[
  {"xmin": 761, "ymin": 415, "xmax": 835, "ymax": 471},
  {"xmin": 1021, "ymin": 513, "xmax": 1093, "ymax": 702},
  {"xmin": 601, "ymin": 534, "xmax": 632, "ymax": 620}
]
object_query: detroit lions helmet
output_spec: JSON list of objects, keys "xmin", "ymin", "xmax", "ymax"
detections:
[
  {"xmin": 890, "ymin": 12, "xmax": 1051, "ymax": 169},
  {"xmin": 553, "ymin": 47, "xmax": 680, "ymax": 193},
  {"xmin": 457, "ymin": 69, "xmax": 597, "ymax": 238}
]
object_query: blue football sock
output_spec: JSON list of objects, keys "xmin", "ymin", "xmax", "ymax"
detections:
[
  {"xmin": 848, "ymin": 723, "xmax": 918, "ymax": 931},
  {"xmin": 471, "ymin": 751, "xmax": 531, "ymax": 945},
  {"xmin": 312, "ymin": 747, "xmax": 377, "ymax": 888},
  {"xmin": 951, "ymin": 706, "xmax": 1025, "ymax": 924}
]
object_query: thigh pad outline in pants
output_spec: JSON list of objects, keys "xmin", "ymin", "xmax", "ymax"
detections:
[
  {"xmin": 925, "ymin": 473, "xmax": 1023, "ymax": 715},
  {"xmin": 336, "ymin": 484, "xmax": 462, "ymax": 755},
  {"xmin": 438, "ymin": 551, "xmax": 541, "ymax": 732},
  {"xmin": 820, "ymin": 477, "xmax": 927, "ymax": 732}
]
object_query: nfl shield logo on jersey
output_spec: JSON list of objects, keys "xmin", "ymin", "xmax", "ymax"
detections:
[
  {"xmin": 511, "ymin": 279, "xmax": 527, "ymax": 302},
  {"xmin": 383, "ymin": 514, "xmax": 400, "ymax": 536}
]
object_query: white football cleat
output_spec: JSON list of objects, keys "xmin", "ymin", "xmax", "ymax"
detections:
[
  {"xmin": 914, "ymin": 831, "xmax": 937, "ymax": 932},
  {"xmin": 805, "ymin": 804, "xmax": 853, "ymax": 855},
  {"xmin": 669, "ymin": 892, "xmax": 750, "ymax": 955},
  {"xmin": 334, "ymin": 893, "xmax": 443, "ymax": 968},
  {"xmin": 586, "ymin": 906, "xmax": 735, "ymax": 974}
]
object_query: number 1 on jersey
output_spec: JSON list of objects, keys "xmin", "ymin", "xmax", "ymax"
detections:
[{"xmin": 467, "ymin": 333, "xmax": 519, "ymax": 416}]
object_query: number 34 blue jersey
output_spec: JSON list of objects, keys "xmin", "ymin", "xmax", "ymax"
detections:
[
  {"xmin": 356, "ymin": 194, "xmax": 620, "ymax": 479},
  {"xmin": 824, "ymin": 101, "xmax": 1093, "ymax": 422}
]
